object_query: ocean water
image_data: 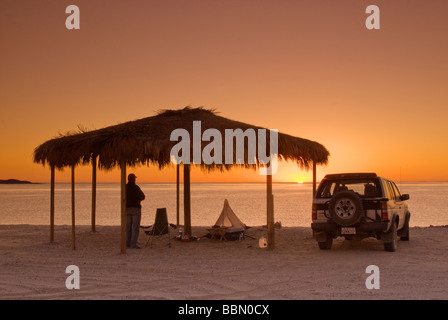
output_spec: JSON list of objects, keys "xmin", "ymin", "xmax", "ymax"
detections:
[{"xmin": 0, "ymin": 182, "xmax": 447, "ymax": 227}]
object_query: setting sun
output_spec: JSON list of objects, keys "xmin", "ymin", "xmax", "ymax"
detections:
[{"xmin": 0, "ymin": 1, "xmax": 447, "ymax": 183}]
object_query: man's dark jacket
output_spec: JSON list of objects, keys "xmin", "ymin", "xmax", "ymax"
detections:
[{"xmin": 126, "ymin": 182, "xmax": 145, "ymax": 208}]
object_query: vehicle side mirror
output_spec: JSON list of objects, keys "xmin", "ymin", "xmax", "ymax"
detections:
[{"xmin": 400, "ymin": 194, "xmax": 410, "ymax": 201}]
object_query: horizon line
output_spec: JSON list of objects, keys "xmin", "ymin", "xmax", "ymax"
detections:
[{"xmin": 6, "ymin": 180, "xmax": 448, "ymax": 184}]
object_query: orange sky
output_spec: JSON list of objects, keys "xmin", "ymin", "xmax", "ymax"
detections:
[{"xmin": 1, "ymin": 1, "xmax": 447, "ymax": 183}]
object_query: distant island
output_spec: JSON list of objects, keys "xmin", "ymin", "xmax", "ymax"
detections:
[{"xmin": 0, "ymin": 179, "xmax": 34, "ymax": 184}]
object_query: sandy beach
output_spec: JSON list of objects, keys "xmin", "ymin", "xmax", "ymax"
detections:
[{"xmin": 0, "ymin": 224, "xmax": 447, "ymax": 300}]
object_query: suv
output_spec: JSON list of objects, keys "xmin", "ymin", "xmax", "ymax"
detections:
[{"xmin": 311, "ymin": 173, "xmax": 410, "ymax": 252}]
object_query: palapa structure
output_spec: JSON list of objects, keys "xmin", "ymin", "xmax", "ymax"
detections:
[{"xmin": 34, "ymin": 107, "xmax": 329, "ymax": 253}]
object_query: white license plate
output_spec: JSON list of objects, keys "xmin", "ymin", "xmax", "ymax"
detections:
[{"xmin": 341, "ymin": 227, "xmax": 356, "ymax": 235}]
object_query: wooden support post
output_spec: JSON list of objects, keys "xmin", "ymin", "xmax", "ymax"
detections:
[
  {"xmin": 183, "ymin": 164, "xmax": 191, "ymax": 236},
  {"xmin": 71, "ymin": 165, "xmax": 76, "ymax": 250},
  {"xmin": 91, "ymin": 156, "xmax": 97, "ymax": 232},
  {"xmin": 50, "ymin": 165, "xmax": 55, "ymax": 243},
  {"xmin": 120, "ymin": 161, "xmax": 127, "ymax": 254},
  {"xmin": 176, "ymin": 164, "xmax": 180, "ymax": 226},
  {"xmin": 267, "ymin": 174, "xmax": 275, "ymax": 250},
  {"xmin": 312, "ymin": 160, "xmax": 317, "ymax": 199}
]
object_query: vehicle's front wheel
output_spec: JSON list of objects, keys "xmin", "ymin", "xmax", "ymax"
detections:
[
  {"xmin": 383, "ymin": 222, "xmax": 398, "ymax": 252},
  {"xmin": 399, "ymin": 212, "xmax": 410, "ymax": 241}
]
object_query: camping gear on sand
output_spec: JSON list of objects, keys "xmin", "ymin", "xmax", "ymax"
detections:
[
  {"xmin": 141, "ymin": 208, "xmax": 176, "ymax": 247},
  {"xmin": 207, "ymin": 199, "xmax": 246, "ymax": 241}
]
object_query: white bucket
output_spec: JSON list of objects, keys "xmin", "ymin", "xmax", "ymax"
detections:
[{"xmin": 259, "ymin": 237, "xmax": 268, "ymax": 248}]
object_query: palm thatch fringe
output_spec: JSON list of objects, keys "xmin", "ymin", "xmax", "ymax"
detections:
[{"xmin": 34, "ymin": 107, "xmax": 329, "ymax": 171}]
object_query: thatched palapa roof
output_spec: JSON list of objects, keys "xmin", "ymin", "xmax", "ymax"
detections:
[{"xmin": 33, "ymin": 107, "xmax": 329, "ymax": 171}]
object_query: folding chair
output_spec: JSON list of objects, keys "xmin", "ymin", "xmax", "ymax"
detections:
[{"xmin": 141, "ymin": 208, "xmax": 175, "ymax": 247}]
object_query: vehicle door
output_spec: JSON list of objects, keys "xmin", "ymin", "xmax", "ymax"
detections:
[
  {"xmin": 384, "ymin": 180, "xmax": 399, "ymax": 224},
  {"xmin": 390, "ymin": 181, "xmax": 407, "ymax": 229}
]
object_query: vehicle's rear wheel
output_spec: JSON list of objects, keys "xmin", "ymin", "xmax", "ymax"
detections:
[
  {"xmin": 328, "ymin": 191, "xmax": 364, "ymax": 226},
  {"xmin": 318, "ymin": 235, "xmax": 333, "ymax": 250}
]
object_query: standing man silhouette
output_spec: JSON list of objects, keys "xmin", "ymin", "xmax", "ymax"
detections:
[{"xmin": 126, "ymin": 173, "xmax": 145, "ymax": 249}]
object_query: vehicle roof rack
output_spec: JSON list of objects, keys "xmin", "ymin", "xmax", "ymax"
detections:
[{"xmin": 323, "ymin": 173, "xmax": 378, "ymax": 179}]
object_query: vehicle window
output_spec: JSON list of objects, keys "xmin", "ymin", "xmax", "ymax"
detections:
[
  {"xmin": 391, "ymin": 182, "xmax": 402, "ymax": 199},
  {"xmin": 383, "ymin": 181, "xmax": 391, "ymax": 199},
  {"xmin": 385, "ymin": 181, "xmax": 398, "ymax": 200},
  {"xmin": 317, "ymin": 179, "xmax": 381, "ymax": 198},
  {"xmin": 384, "ymin": 181, "xmax": 392, "ymax": 199},
  {"xmin": 320, "ymin": 182, "xmax": 335, "ymax": 197}
]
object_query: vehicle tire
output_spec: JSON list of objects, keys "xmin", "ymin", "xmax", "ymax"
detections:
[
  {"xmin": 399, "ymin": 212, "xmax": 410, "ymax": 241},
  {"xmin": 318, "ymin": 235, "xmax": 333, "ymax": 250},
  {"xmin": 383, "ymin": 222, "xmax": 398, "ymax": 252},
  {"xmin": 328, "ymin": 191, "xmax": 364, "ymax": 226}
]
